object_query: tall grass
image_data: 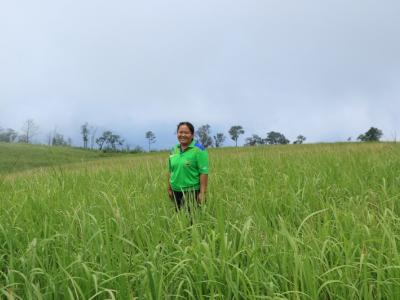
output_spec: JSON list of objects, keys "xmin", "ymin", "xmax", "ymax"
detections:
[{"xmin": 1, "ymin": 143, "xmax": 400, "ymax": 299}]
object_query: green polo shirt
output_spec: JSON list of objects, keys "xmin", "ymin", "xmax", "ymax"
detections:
[{"xmin": 168, "ymin": 140, "xmax": 209, "ymax": 191}]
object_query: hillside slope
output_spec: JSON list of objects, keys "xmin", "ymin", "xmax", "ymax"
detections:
[{"xmin": 0, "ymin": 142, "xmax": 122, "ymax": 174}]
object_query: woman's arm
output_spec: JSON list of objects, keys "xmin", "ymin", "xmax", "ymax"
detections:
[
  {"xmin": 167, "ymin": 172, "xmax": 173, "ymax": 199},
  {"xmin": 198, "ymin": 174, "xmax": 208, "ymax": 203}
]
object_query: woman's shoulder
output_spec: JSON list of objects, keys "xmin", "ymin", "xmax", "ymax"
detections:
[
  {"xmin": 169, "ymin": 144, "xmax": 179, "ymax": 155},
  {"xmin": 193, "ymin": 141, "xmax": 206, "ymax": 151}
]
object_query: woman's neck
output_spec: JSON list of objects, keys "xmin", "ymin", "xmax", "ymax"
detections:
[{"xmin": 180, "ymin": 140, "xmax": 192, "ymax": 151}]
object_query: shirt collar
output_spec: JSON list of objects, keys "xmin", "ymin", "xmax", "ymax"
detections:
[{"xmin": 177, "ymin": 139, "xmax": 196, "ymax": 152}]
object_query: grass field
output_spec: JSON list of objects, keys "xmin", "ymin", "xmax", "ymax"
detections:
[
  {"xmin": 1, "ymin": 142, "xmax": 400, "ymax": 299},
  {"xmin": 0, "ymin": 142, "xmax": 126, "ymax": 175}
]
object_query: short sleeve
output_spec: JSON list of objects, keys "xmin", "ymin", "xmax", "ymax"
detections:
[
  {"xmin": 197, "ymin": 150, "xmax": 209, "ymax": 174},
  {"xmin": 168, "ymin": 147, "xmax": 175, "ymax": 172}
]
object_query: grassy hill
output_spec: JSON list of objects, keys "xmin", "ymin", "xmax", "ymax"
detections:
[
  {"xmin": 1, "ymin": 142, "xmax": 400, "ymax": 298},
  {"xmin": 0, "ymin": 142, "xmax": 124, "ymax": 175}
]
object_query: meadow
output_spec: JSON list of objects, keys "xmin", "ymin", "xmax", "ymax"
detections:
[
  {"xmin": 0, "ymin": 142, "xmax": 124, "ymax": 175},
  {"xmin": 1, "ymin": 142, "xmax": 400, "ymax": 299}
]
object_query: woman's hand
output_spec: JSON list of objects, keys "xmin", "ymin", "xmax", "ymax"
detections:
[
  {"xmin": 167, "ymin": 187, "xmax": 173, "ymax": 200},
  {"xmin": 197, "ymin": 192, "xmax": 205, "ymax": 204}
]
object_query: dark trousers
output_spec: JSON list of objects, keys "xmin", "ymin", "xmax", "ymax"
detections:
[{"xmin": 172, "ymin": 190, "xmax": 200, "ymax": 211}]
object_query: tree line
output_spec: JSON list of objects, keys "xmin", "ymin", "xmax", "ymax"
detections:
[
  {"xmin": 195, "ymin": 125, "xmax": 303, "ymax": 147},
  {"xmin": 0, "ymin": 119, "xmax": 386, "ymax": 152}
]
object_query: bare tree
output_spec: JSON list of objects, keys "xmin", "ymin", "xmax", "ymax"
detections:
[
  {"xmin": 390, "ymin": 130, "xmax": 397, "ymax": 143},
  {"xmin": 46, "ymin": 131, "xmax": 53, "ymax": 146},
  {"xmin": 145, "ymin": 131, "xmax": 156, "ymax": 152},
  {"xmin": 20, "ymin": 119, "xmax": 39, "ymax": 143},
  {"xmin": 90, "ymin": 126, "xmax": 97, "ymax": 149},
  {"xmin": 81, "ymin": 122, "xmax": 90, "ymax": 149}
]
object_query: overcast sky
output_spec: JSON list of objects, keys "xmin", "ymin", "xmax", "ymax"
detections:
[{"xmin": 1, "ymin": 0, "xmax": 399, "ymax": 149}]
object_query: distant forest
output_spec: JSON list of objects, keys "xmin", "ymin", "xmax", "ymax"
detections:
[{"xmin": 0, "ymin": 119, "xmax": 385, "ymax": 152}]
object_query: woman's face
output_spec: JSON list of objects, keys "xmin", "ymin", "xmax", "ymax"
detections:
[{"xmin": 177, "ymin": 125, "xmax": 193, "ymax": 145}]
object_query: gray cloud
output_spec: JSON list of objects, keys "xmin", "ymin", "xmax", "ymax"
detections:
[{"xmin": 1, "ymin": 0, "xmax": 399, "ymax": 148}]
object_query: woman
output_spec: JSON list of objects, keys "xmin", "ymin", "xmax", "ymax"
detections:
[{"xmin": 167, "ymin": 122, "xmax": 209, "ymax": 210}]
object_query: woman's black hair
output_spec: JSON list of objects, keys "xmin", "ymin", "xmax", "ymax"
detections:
[{"xmin": 177, "ymin": 122, "xmax": 195, "ymax": 134}]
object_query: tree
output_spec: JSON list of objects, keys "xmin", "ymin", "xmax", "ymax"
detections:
[
  {"xmin": 0, "ymin": 128, "xmax": 18, "ymax": 143},
  {"xmin": 145, "ymin": 131, "xmax": 156, "ymax": 152},
  {"xmin": 229, "ymin": 125, "xmax": 245, "ymax": 147},
  {"xmin": 131, "ymin": 145, "xmax": 144, "ymax": 153},
  {"xmin": 213, "ymin": 133, "xmax": 226, "ymax": 148},
  {"xmin": 81, "ymin": 122, "xmax": 90, "ymax": 149},
  {"xmin": 196, "ymin": 124, "xmax": 213, "ymax": 148},
  {"xmin": 107, "ymin": 133, "xmax": 124, "ymax": 151},
  {"xmin": 293, "ymin": 135, "xmax": 306, "ymax": 144},
  {"xmin": 52, "ymin": 132, "xmax": 68, "ymax": 146},
  {"xmin": 358, "ymin": 127, "xmax": 383, "ymax": 142},
  {"xmin": 265, "ymin": 131, "xmax": 290, "ymax": 145},
  {"xmin": 245, "ymin": 134, "xmax": 264, "ymax": 146},
  {"xmin": 20, "ymin": 119, "xmax": 39, "ymax": 143},
  {"xmin": 96, "ymin": 131, "xmax": 124, "ymax": 151},
  {"xmin": 46, "ymin": 131, "xmax": 53, "ymax": 146},
  {"xmin": 96, "ymin": 133, "xmax": 107, "ymax": 150},
  {"xmin": 90, "ymin": 126, "xmax": 97, "ymax": 149}
]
